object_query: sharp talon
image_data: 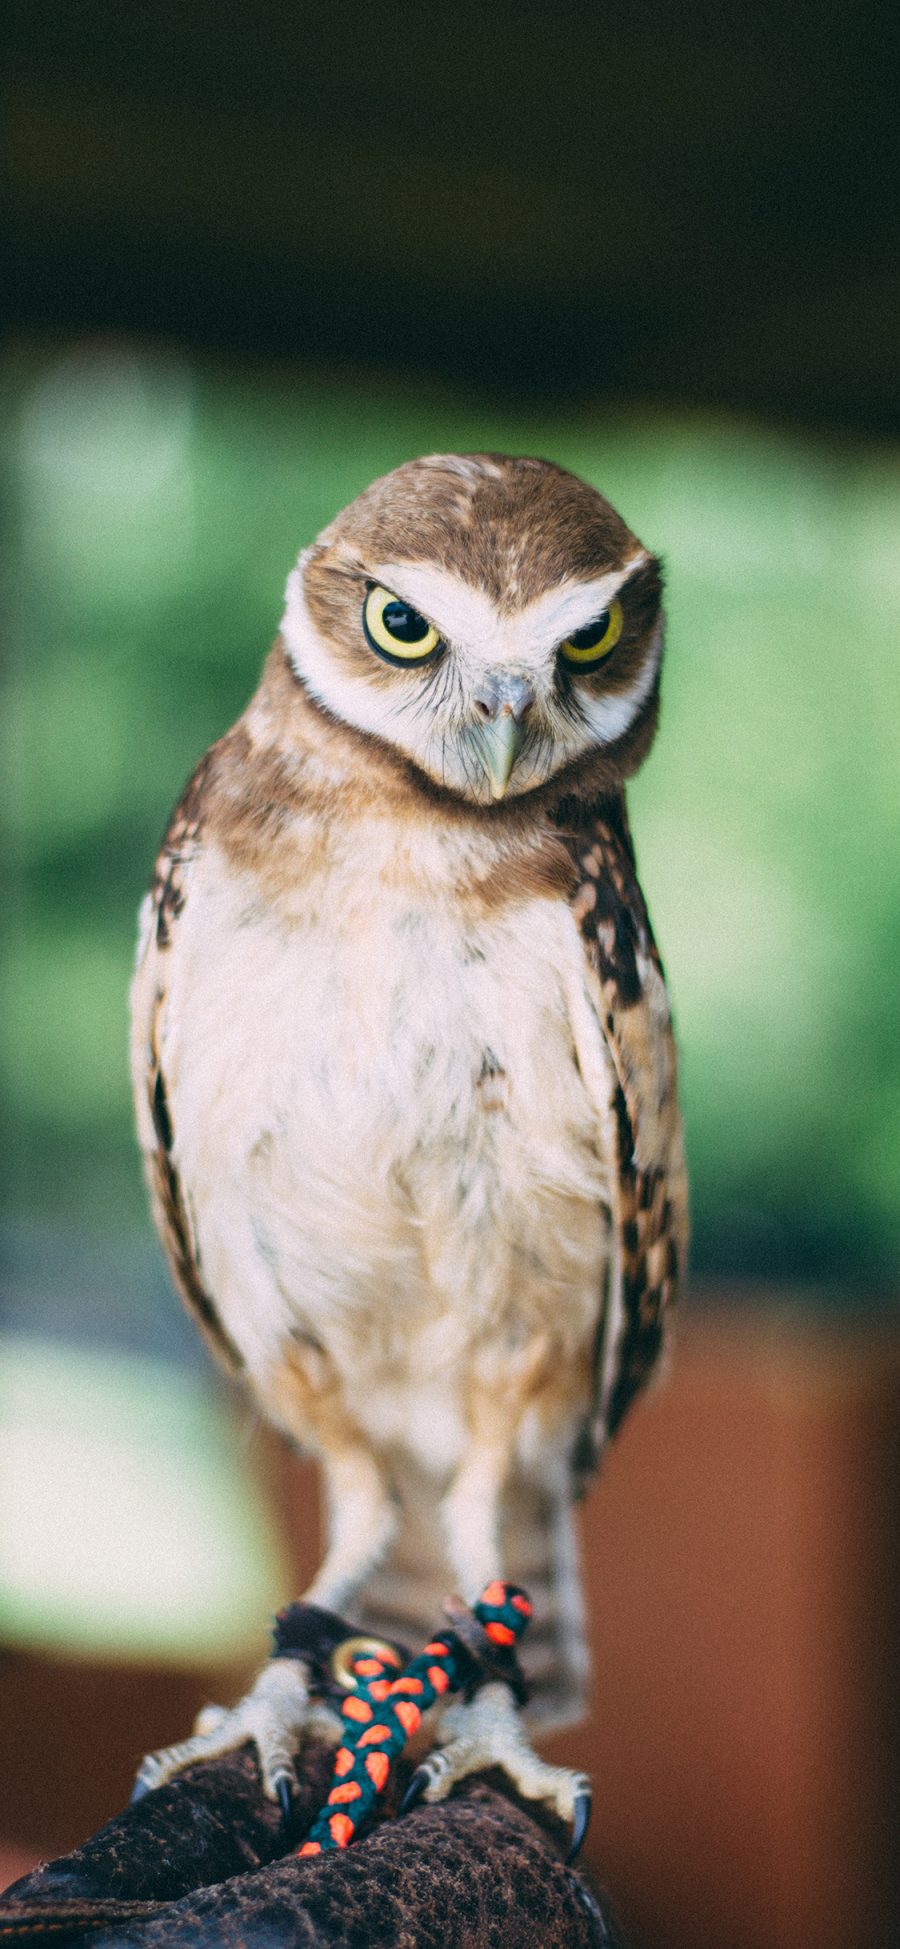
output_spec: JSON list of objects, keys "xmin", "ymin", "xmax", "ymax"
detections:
[
  {"xmin": 400, "ymin": 1767, "xmax": 429, "ymax": 1815},
  {"xmin": 276, "ymin": 1777, "xmax": 294, "ymax": 1827},
  {"xmin": 130, "ymin": 1777, "xmax": 150, "ymax": 1805},
  {"xmin": 565, "ymin": 1786, "xmax": 592, "ymax": 1864}
]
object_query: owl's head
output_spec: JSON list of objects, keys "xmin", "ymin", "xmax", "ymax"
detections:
[{"xmin": 281, "ymin": 453, "xmax": 664, "ymax": 807}]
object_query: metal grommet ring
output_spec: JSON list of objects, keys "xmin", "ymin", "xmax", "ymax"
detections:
[{"xmin": 330, "ymin": 1634, "xmax": 403, "ymax": 1689}]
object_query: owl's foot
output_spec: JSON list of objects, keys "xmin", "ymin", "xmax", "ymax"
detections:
[
  {"xmin": 131, "ymin": 1657, "xmax": 342, "ymax": 1820},
  {"xmin": 401, "ymin": 1681, "xmax": 591, "ymax": 1863}
]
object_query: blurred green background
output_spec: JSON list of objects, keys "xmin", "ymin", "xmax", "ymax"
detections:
[{"xmin": 2, "ymin": 343, "xmax": 898, "ymax": 1308}]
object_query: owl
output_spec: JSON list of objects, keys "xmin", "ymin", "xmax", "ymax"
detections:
[{"xmin": 130, "ymin": 453, "xmax": 686, "ymax": 1853}]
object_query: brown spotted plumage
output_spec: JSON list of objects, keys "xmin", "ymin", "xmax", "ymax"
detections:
[
  {"xmin": 558, "ymin": 794, "xmax": 686, "ymax": 1444},
  {"xmin": 129, "ymin": 453, "xmax": 687, "ymax": 1832},
  {"xmin": 144, "ymin": 986, "xmax": 243, "ymax": 1376},
  {"xmin": 150, "ymin": 749, "xmax": 214, "ymax": 950}
]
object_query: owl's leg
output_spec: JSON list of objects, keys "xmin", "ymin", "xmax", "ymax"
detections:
[
  {"xmin": 421, "ymin": 1358, "xmax": 591, "ymax": 1860},
  {"xmin": 267, "ymin": 1335, "xmax": 399, "ymax": 1614},
  {"xmin": 133, "ymin": 1385, "xmax": 397, "ymax": 1815},
  {"xmin": 440, "ymin": 1432, "xmax": 507, "ymax": 1596},
  {"xmin": 440, "ymin": 1335, "xmax": 552, "ymax": 1597},
  {"xmin": 303, "ymin": 1440, "xmax": 398, "ymax": 1614}
]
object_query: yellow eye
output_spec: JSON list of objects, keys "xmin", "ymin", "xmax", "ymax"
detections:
[
  {"xmin": 363, "ymin": 585, "xmax": 442, "ymax": 666},
  {"xmin": 560, "ymin": 598, "xmax": 624, "ymax": 670}
]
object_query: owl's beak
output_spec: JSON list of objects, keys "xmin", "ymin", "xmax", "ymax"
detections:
[{"xmin": 472, "ymin": 675, "xmax": 536, "ymax": 800}]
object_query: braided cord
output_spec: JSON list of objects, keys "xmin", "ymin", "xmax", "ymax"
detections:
[{"xmin": 298, "ymin": 1580, "xmax": 532, "ymax": 1854}]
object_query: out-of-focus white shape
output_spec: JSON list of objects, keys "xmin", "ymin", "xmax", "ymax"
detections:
[
  {"xmin": 16, "ymin": 343, "xmax": 196, "ymax": 600},
  {"xmin": 0, "ymin": 1335, "xmax": 291, "ymax": 1664},
  {"xmin": 19, "ymin": 344, "xmax": 193, "ymax": 499}
]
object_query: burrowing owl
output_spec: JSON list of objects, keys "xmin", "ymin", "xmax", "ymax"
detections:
[{"xmin": 130, "ymin": 453, "xmax": 686, "ymax": 1848}]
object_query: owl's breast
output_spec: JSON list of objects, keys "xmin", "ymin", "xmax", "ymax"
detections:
[{"xmin": 158, "ymin": 839, "xmax": 609, "ymax": 1416}]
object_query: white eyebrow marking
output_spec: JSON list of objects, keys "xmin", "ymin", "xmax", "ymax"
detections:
[
  {"xmin": 368, "ymin": 550, "xmax": 650, "ymax": 668},
  {"xmin": 367, "ymin": 563, "xmax": 503, "ymax": 655},
  {"xmin": 523, "ymin": 552, "xmax": 649, "ymax": 647}
]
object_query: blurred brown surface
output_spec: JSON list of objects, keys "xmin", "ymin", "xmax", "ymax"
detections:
[
  {"xmin": 1, "ymin": 1305, "xmax": 897, "ymax": 1946},
  {"xmin": 265, "ymin": 1307, "xmax": 900, "ymax": 1948},
  {"xmin": 0, "ymin": 1650, "xmax": 256, "ymax": 1863},
  {"xmin": 547, "ymin": 1308, "xmax": 900, "ymax": 1949},
  {"xmin": 0, "ymin": 1846, "xmax": 40, "ymax": 1895}
]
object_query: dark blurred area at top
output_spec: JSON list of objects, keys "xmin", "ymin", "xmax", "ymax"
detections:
[{"xmin": 5, "ymin": 0, "xmax": 900, "ymax": 430}]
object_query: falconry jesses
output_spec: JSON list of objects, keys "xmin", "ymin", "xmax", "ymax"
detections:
[{"xmin": 130, "ymin": 453, "xmax": 687, "ymax": 1848}]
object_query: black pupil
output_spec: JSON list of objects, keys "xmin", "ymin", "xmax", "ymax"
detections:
[
  {"xmin": 384, "ymin": 600, "xmax": 430, "ymax": 644},
  {"xmin": 568, "ymin": 610, "xmax": 610, "ymax": 651}
]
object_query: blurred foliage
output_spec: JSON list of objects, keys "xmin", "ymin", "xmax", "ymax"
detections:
[{"xmin": 2, "ymin": 341, "xmax": 898, "ymax": 1294}]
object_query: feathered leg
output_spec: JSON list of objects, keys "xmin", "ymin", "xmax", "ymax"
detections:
[{"xmin": 412, "ymin": 1366, "xmax": 592, "ymax": 1858}]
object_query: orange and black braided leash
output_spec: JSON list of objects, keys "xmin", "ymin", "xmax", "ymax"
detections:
[{"xmin": 291, "ymin": 1580, "xmax": 532, "ymax": 1854}]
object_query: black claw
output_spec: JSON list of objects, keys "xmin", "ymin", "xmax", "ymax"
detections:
[
  {"xmin": 400, "ymin": 1767, "xmax": 430, "ymax": 1816},
  {"xmin": 565, "ymin": 1787, "xmax": 592, "ymax": 1864},
  {"xmin": 276, "ymin": 1777, "xmax": 294, "ymax": 1828}
]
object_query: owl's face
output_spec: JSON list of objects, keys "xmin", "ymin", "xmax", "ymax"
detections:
[{"xmin": 281, "ymin": 453, "xmax": 664, "ymax": 807}]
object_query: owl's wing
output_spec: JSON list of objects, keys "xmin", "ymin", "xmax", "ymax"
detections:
[
  {"xmin": 560, "ymin": 794, "xmax": 687, "ymax": 1459},
  {"xmin": 130, "ymin": 755, "xmax": 244, "ymax": 1376}
]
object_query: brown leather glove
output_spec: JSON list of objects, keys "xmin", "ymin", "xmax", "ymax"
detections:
[{"xmin": 0, "ymin": 1742, "xmax": 620, "ymax": 1947}]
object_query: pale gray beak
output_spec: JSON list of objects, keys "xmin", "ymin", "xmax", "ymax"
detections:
[{"xmin": 471, "ymin": 674, "xmax": 536, "ymax": 800}]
